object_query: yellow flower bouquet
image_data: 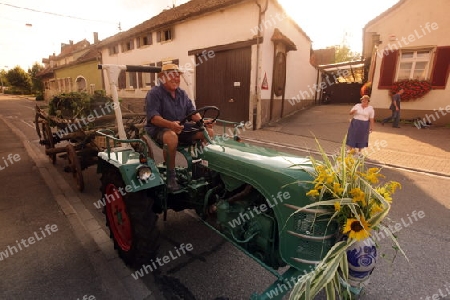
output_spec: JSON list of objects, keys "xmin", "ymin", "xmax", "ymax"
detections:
[{"xmin": 289, "ymin": 139, "xmax": 405, "ymax": 300}]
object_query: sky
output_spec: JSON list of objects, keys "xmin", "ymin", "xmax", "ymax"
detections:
[{"xmin": 0, "ymin": 0, "xmax": 400, "ymax": 71}]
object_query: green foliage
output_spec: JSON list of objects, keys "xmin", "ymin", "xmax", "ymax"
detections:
[
  {"xmin": 334, "ymin": 45, "xmax": 361, "ymax": 63},
  {"xmin": 0, "ymin": 69, "xmax": 8, "ymax": 89},
  {"xmin": 35, "ymin": 93, "xmax": 44, "ymax": 101},
  {"xmin": 48, "ymin": 91, "xmax": 113, "ymax": 119},
  {"xmin": 28, "ymin": 63, "xmax": 45, "ymax": 94},
  {"xmin": 5, "ymin": 66, "xmax": 31, "ymax": 93}
]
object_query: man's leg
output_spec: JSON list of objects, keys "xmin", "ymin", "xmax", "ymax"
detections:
[
  {"xmin": 192, "ymin": 127, "xmax": 214, "ymax": 143},
  {"xmin": 393, "ymin": 111, "xmax": 400, "ymax": 127},
  {"xmin": 161, "ymin": 130, "xmax": 180, "ymax": 190},
  {"xmin": 382, "ymin": 111, "xmax": 394, "ymax": 124}
]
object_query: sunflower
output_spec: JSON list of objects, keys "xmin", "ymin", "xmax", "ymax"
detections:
[
  {"xmin": 334, "ymin": 201, "xmax": 341, "ymax": 212},
  {"xmin": 349, "ymin": 187, "xmax": 366, "ymax": 204},
  {"xmin": 306, "ymin": 189, "xmax": 319, "ymax": 197},
  {"xmin": 343, "ymin": 217, "xmax": 371, "ymax": 240}
]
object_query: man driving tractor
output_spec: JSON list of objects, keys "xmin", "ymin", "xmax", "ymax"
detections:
[{"xmin": 144, "ymin": 63, "xmax": 214, "ymax": 191}]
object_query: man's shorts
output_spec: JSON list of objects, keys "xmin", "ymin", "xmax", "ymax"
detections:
[{"xmin": 152, "ymin": 123, "xmax": 202, "ymax": 145}]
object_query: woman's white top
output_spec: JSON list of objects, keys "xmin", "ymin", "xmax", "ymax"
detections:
[{"xmin": 351, "ymin": 104, "xmax": 375, "ymax": 121}]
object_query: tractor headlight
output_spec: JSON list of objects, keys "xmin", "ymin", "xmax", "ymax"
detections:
[{"xmin": 137, "ymin": 165, "xmax": 152, "ymax": 181}]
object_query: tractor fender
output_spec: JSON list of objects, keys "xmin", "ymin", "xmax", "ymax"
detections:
[{"xmin": 97, "ymin": 149, "xmax": 164, "ymax": 193}]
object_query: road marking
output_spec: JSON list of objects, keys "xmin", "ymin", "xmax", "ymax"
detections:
[{"xmin": 20, "ymin": 119, "xmax": 34, "ymax": 128}]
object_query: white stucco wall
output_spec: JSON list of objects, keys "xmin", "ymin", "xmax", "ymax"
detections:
[
  {"xmin": 260, "ymin": 4, "xmax": 317, "ymax": 103},
  {"xmin": 366, "ymin": 0, "xmax": 450, "ymax": 111},
  {"xmin": 100, "ymin": 0, "xmax": 317, "ymax": 125},
  {"xmin": 101, "ymin": 2, "xmax": 259, "ymax": 99}
]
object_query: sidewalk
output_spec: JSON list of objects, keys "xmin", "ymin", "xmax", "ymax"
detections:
[
  {"xmin": 0, "ymin": 117, "xmax": 154, "ymax": 300},
  {"xmin": 240, "ymin": 104, "xmax": 450, "ymax": 177}
]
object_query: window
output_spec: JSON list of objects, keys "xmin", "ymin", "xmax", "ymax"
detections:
[
  {"xmin": 65, "ymin": 77, "xmax": 72, "ymax": 92},
  {"xmin": 396, "ymin": 50, "xmax": 431, "ymax": 81},
  {"xmin": 378, "ymin": 47, "xmax": 450, "ymax": 89},
  {"xmin": 76, "ymin": 76, "xmax": 86, "ymax": 92},
  {"xmin": 127, "ymin": 72, "xmax": 137, "ymax": 89},
  {"xmin": 137, "ymin": 33, "xmax": 153, "ymax": 48},
  {"xmin": 157, "ymin": 28, "xmax": 173, "ymax": 43},
  {"xmin": 142, "ymin": 63, "xmax": 157, "ymax": 88},
  {"xmin": 121, "ymin": 39, "xmax": 135, "ymax": 52},
  {"xmin": 109, "ymin": 45, "xmax": 119, "ymax": 55}
]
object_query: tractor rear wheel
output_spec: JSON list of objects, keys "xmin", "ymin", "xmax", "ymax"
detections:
[{"xmin": 100, "ymin": 165, "xmax": 160, "ymax": 268}]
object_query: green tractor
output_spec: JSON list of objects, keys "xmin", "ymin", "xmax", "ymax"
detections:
[{"xmin": 97, "ymin": 65, "xmax": 338, "ymax": 299}]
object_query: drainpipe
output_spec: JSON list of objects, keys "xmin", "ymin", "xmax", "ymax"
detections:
[
  {"xmin": 314, "ymin": 67, "xmax": 320, "ymax": 105},
  {"xmin": 254, "ymin": 0, "xmax": 268, "ymax": 130}
]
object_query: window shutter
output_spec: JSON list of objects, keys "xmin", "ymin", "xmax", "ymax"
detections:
[
  {"xmin": 378, "ymin": 50, "xmax": 398, "ymax": 89},
  {"xmin": 130, "ymin": 72, "xmax": 137, "ymax": 88},
  {"xmin": 431, "ymin": 46, "xmax": 450, "ymax": 89},
  {"xmin": 139, "ymin": 72, "xmax": 144, "ymax": 88},
  {"xmin": 118, "ymin": 70, "xmax": 126, "ymax": 89}
]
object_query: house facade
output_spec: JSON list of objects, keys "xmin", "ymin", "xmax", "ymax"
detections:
[
  {"xmin": 37, "ymin": 33, "xmax": 102, "ymax": 101},
  {"xmin": 97, "ymin": 0, "xmax": 317, "ymax": 129},
  {"xmin": 363, "ymin": 0, "xmax": 450, "ymax": 125}
]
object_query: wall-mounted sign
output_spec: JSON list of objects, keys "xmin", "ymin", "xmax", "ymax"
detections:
[{"xmin": 261, "ymin": 72, "xmax": 269, "ymax": 90}]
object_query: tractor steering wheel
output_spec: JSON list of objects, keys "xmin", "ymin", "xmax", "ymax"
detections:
[{"xmin": 180, "ymin": 106, "xmax": 220, "ymax": 125}]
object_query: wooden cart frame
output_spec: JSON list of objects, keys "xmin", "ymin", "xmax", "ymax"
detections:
[{"xmin": 35, "ymin": 104, "xmax": 146, "ymax": 192}]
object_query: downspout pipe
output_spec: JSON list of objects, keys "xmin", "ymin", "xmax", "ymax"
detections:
[{"xmin": 254, "ymin": 0, "xmax": 268, "ymax": 130}]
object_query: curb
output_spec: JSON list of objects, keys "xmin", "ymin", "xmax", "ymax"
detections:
[{"xmin": 2, "ymin": 116, "xmax": 155, "ymax": 300}]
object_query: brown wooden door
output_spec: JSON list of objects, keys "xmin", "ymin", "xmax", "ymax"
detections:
[
  {"xmin": 195, "ymin": 47, "xmax": 250, "ymax": 122},
  {"xmin": 323, "ymin": 82, "xmax": 363, "ymax": 104}
]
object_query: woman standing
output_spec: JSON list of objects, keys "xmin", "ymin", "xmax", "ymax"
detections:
[{"xmin": 346, "ymin": 95, "xmax": 375, "ymax": 154}]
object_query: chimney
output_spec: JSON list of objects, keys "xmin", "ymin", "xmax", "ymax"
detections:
[
  {"xmin": 93, "ymin": 32, "xmax": 99, "ymax": 44},
  {"xmin": 70, "ymin": 40, "xmax": 73, "ymax": 45}
]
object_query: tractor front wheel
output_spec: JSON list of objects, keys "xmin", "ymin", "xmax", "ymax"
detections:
[{"xmin": 100, "ymin": 166, "xmax": 160, "ymax": 268}]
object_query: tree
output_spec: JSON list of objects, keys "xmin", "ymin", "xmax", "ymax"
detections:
[
  {"xmin": 0, "ymin": 69, "xmax": 9, "ymax": 92},
  {"xmin": 28, "ymin": 63, "xmax": 44, "ymax": 94},
  {"xmin": 6, "ymin": 66, "xmax": 31, "ymax": 94},
  {"xmin": 335, "ymin": 45, "xmax": 361, "ymax": 63}
]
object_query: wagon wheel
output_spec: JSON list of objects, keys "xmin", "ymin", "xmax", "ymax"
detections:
[
  {"xmin": 66, "ymin": 144, "xmax": 85, "ymax": 192},
  {"xmin": 42, "ymin": 122, "xmax": 56, "ymax": 164}
]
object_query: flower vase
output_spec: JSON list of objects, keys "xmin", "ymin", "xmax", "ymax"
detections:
[{"xmin": 346, "ymin": 237, "xmax": 377, "ymax": 288}]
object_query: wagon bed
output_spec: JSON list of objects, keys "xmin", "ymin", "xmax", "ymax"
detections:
[{"xmin": 35, "ymin": 103, "xmax": 146, "ymax": 192}]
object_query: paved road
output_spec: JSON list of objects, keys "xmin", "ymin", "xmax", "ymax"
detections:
[
  {"xmin": 1, "ymin": 96, "xmax": 449, "ymax": 300},
  {"xmin": 0, "ymin": 119, "xmax": 139, "ymax": 299}
]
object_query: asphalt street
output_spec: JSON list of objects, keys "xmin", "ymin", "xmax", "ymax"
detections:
[{"xmin": 1, "ymin": 95, "xmax": 449, "ymax": 300}]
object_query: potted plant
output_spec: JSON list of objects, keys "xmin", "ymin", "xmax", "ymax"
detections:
[{"xmin": 289, "ymin": 139, "xmax": 406, "ymax": 300}]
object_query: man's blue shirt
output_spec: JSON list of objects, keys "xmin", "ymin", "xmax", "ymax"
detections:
[{"xmin": 145, "ymin": 84, "xmax": 196, "ymax": 137}]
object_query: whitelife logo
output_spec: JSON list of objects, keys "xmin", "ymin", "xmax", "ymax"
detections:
[{"xmin": 0, "ymin": 224, "xmax": 59, "ymax": 261}]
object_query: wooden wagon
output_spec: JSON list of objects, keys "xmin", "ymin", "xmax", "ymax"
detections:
[{"xmin": 35, "ymin": 102, "xmax": 146, "ymax": 192}]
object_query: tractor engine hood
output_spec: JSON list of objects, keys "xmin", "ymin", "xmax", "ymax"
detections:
[
  {"xmin": 202, "ymin": 139, "xmax": 315, "ymax": 188},
  {"xmin": 201, "ymin": 139, "xmax": 338, "ymax": 269}
]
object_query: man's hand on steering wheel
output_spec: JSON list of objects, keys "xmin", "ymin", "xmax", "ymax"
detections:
[
  {"xmin": 180, "ymin": 106, "xmax": 220, "ymax": 126},
  {"xmin": 170, "ymin": 121, "xmax": 184, "ymax": 134},
  {"xmin": 203, "ymin": 118, "xmax": 215, "ymax": 128},
  {"xmin": 190, "ymin": 113, "xmax": 203, "ymax": 123}
]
